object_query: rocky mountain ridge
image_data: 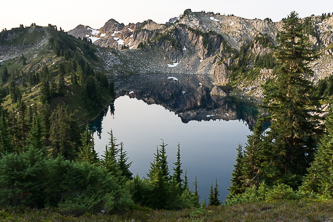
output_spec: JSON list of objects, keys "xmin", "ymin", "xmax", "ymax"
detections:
[{"xmin": 68, "ymin": 10, "xmax": 333, "ymax": 98}]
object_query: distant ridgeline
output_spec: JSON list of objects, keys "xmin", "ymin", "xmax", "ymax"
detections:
[{"xmin": 66, "ymin": 9, "xmax": 333, "ymax": 98}]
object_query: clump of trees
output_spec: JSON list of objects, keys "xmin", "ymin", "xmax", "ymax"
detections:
[
  {"xmin": 0, "ymin": 92, "xmax": 200, "ymax": 213},
  {"xmin": 128, "ymin": 142, "xmax": 200, "ymax": 210},
  {"xmin": 227, "ymin": 11, "xmax": 333, "ymax": 204}
]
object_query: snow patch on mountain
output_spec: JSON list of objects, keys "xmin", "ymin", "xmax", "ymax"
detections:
[
  {"xmin": 210, "ymin": 17, "xmax": 219, "ymax": 22},
  {"xmin": 111, "ymin": 31, "xmax": 121, "ymax": 36},
  {"xmin": 167, "ymin": 77, "xmax": 178, "ymax": 81},
  {"xmin": 89, "ymin": 37, "xmax": 100, "ymax": 43},
  {"xmin": 87, "ymin": 27, "xmax": 99, "ymax": 35},
  {"xmin": 168, "ymin": 63, "xmax": 179, "ymax": 68}
]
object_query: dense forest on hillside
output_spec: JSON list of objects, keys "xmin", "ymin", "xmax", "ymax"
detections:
[
  {"xmin": 1, "ymin": 11, "xmax": 333, "ymax": 221},
  {"xmin": 0, "ymin": 24, "xmax": 115, "ymax": 122}
]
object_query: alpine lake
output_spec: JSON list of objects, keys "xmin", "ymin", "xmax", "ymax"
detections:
[{"xmin": 88, "ymin": 73, "xmax": 260, "ymax": 202}]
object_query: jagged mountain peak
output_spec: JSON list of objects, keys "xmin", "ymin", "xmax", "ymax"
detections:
[
  {"xmin": 67, "ymin": 24, "xmax": 101, "ymax": 43},
  {"xmin": 65, "ymin": 11, "xmax": 333, "ymax": 96},
  {"xmin": 68, "ymin": 10, "xmax": 283, "ymax": 51}
]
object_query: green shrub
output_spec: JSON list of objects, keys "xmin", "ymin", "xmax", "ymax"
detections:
[
  {"xmin": 227, "ymin": 183, "xmax": 300, "ymax": 205},
  {"xmin": 0, "ymin": 147, "xmax": 134, "ymax": 214}
]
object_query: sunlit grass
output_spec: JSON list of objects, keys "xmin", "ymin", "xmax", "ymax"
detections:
[{"xmin": 1, "ymin": 199, "xmax": 332, "ymax": 221}]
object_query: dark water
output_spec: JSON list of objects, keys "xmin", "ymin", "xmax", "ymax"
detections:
[{"xmin": 89, "ymin": 95, "xmax": 252, "ymax": 202}]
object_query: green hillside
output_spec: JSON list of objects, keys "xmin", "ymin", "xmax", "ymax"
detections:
[{"xmin": 0, "ymin": 24, "xmax": 114, "ymax": 124}]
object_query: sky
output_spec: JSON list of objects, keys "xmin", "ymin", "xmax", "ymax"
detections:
[{"xmin": 1, "ymin": 0, "xmax": 333, "ymax": 32}]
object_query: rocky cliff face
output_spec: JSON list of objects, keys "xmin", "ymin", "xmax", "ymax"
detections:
[
  {"xmin": 0, "ymin": 25, "xmax": 49, "ymax": 63},
  {"xmin": 68, "ymin": 10, "xmax": 333, "ymax": 98}
]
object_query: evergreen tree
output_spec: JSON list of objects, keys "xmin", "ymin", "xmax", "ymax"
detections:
[
  {"xmin": 78, "ymin": 125, "xmax": 98, "ymax": 164},
  {"xmin": 76, "ymin": 65, "xmax": 84, "ymax": 85},
  {"xmin": 40, "ymin": 65, "xmax": 50, "ymax": 80},
  {"xmin": 40, "ymin": 104, "xmax": 51, "ymax": 140},
  {"xmin": 1, "ymin": 66, "xmax": 9, "ymax": 83},
  {"xmin": 18, "ymin": 101, "xmax": 27, "ymax": 149},
  {"xmin": 8, "ymin": 111, "xmax": 19, "ymax": 152},
  {"xmin": 100, "ymin": 130, "xmax": 119, "ymax": 176},
  {"xmin": 49, "ymin": 105, "xmax": 80, "ymax": 160},
  {"xmin": 40, "ymin": 80, "xmax": 50, "ymax": 104},
  {"xmin": 50, "ymin": 77, "xmax": 57, "ymax": 97},
  {"xmin": 301, "ymin": 110, "xmax": 333, "ymax": 196},
  {"xmin": 208, "ymin": 183, "xmax": 214, "ymax": 206},
  {"xmin": 26, "ymin": 115, "xmax": 44, "ymax": 151},
  {"xmin": 173, "ymin": 143, "xmax": 183, "ymax": 190},
  {"xmin": 0, "ymin": 109, "xmax": 13, "ymax": 155},
  {"xmin": 208, "ymin": 179, "xmax": 220, "ymax": 206},
  {"xmin": 260, "ymin": 11, "xmax": 322, "ymax": 188},
  {"xmin": 159, "ymin": 140, "xmax": 169, "ymax": 180},
  {"xmin": 235, "ymin": 12, "xmax": 323, "ymax": 190},
  {"xmin": 58, "ymin": 62, "xmax": 66, "ymax": 76},
  {"xmin": 183, "ymin": 170, "xmax": 189, "ymax": 192},
  {"xmin": 147, "ymin": 148, "xmax": 160, "ymax": 180},
  {"xmin": 129, "ymin": 174, "xmax": 148, "ymax": 205},
  {"xmin": 118, "ymin": 142, "xmax": 133, "ymax": 180},
  {"xmin": 232, "ymin": 117, "xmax": 269, "ymax": 192},
  {"xmin": 228, "ymin": 144, "xmax": 245, "ymax": 197},
  {"xmin": 213, "ymin": 179, "xmax": 221, "ymax": 205},
  {"xmin": 147, "ymin": 147, "xmax": 169, "ymax": 209},
  {"xmin": 9, "ymin": 81, "xmax": 20, "ymax": 103},
  {"xmin": 107, "ymin": 130, "xmax": 118, "ymax": 160},
  {"xmin": 193, "ymin": 176, "xmax": 200, "ymax": 207},
  {"xmin": 57, "ymin": 72, "xmax": 65, "ymax": 96},
  {"xmin": 27, "ymin": 105, "xmax": 33, "ymax": 125}
]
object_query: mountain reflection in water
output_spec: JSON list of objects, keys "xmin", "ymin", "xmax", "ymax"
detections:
[{"xmin": 88, "ymin": 74, "xmax": 259, "ymax": 202}]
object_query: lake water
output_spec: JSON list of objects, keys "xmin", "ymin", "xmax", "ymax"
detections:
[{"xmin": 89, "ymin": 95, "xmax": 252, "ymax": 202}]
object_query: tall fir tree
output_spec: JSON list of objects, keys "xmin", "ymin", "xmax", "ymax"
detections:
[
  {"xmin": 147, "ymin": 147, "xmax": 169, "ymax": 209},
  {"xmin": 18, "ymin": 101, "xmax": 27, "ymax": 149},
  {"xmin": 183, "ymin": 170, "xmax": 190, "ymax": 194},
  {"xmin": 118, "ymin": 142, "xmax": 133, "ymax": 180},
  {"xmin": 233, "ymin": 12, "xmax": 323, "ymax": 191},
  {"xmin": 301, "ymin": 110, "xmax": 333, "ymax": 196},
  {"xmin": 228, "ymin": 144, "xmax": 245, "ymax": 197},
  {"xmin": 50, "ymin": 78, "xmax": 57, "ymax": 98},
  {"xmin": 26, "ymin": 115, "xmax": 44, "ymax": 151},
  {"xmin": 260, "ymin": 11, "xmax": 323, "ymax": 188},
  {"xmin": 213, "ymin": 179, "xmax": 221, "ymax": 205},
  {"xmin": 208, "ymin": 179, "xmax": 221, "ymax": 206},
  {"xmin": 193, "ymin": 176, "xmax": 200, "ymax": 208},
  {"xmin": 159, "ymin": 140, "xmax": 169, "ymax": 180},
  {"xmin": 78, "ymin": 125, "xmax": 98, "ymax": 164},
  {"xmin": 100, "ymin": 130, "xmax": 120, "ymax": 177},
  {"xmin": 40, "ymin": 104, "xmax": 51, "ymax": 140},
  {"xmin": 239, "ymin": 117, "xmax": 269, "ymax": 191},
  {"xmin": 0, "ymin": 109, "xmax": 13, "ymax": 155},
  {"xmin": 173, "ymin": 143, "xmax": 183, "ymax": 190},
  {"xmin": 49, "ymin": 105, "xmax": 80, "ymax": 160},
  {"xmin": 57, "ymin": 72, "xmax": 65, "ymax": 96},
  {"xmin": 40, "ymin": 80, "xmax": 50, "ymax": 104}
]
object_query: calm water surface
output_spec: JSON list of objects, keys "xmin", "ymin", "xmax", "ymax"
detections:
[{"xmin": 89, "ymin": 96, "xmax": 252, "ymax": 202}]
